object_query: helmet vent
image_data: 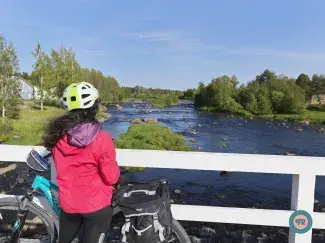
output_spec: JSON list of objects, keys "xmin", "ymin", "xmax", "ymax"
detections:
[
  {"xmin": 70, "ymin": 96, "xmax": 76, "ymax": 101},
  {"xmin": 82, "ymin": 86, "xmax": 87, "ymax": 89},
  {"xmin": 81, "ymin": 94, "xmax": 90, "ymax": 99},
  {"xmin": 84, "ymin": 100, "xmax": 91, "ymax": 106},
  {"xmin": 63, "ymin": 97, "xmax": 67, "ymax": 101},
  {"xmin": 86, "ymin": 84, "xmax": 91, "ymax": 88}
]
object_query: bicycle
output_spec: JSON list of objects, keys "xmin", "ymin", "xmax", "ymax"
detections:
[{"xmin": 0, "ymin": 149, "xmax": 191, "ymax": 243}]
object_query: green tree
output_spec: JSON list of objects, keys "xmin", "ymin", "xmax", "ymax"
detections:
[
  {"xmin": 281, "ymin": 82, "xmax": 306, "ymax": 113},
  {"xmin": 268, "ymin": 76, "xmax": 306, "ymax": 113},
  {"xmin": 256, "ymin": 69, "xmax": 276, "ymax": 84},
  {"xmin": 32, "ymin": 43, "xmax": 53, "ymax": 110},
  {"xmin": 296, "ymin": 73, "xmax": 311, "ymax": 101},
  {"xmin": 0, "ymin": 34, "xmax": 20, "ymax": 121},
  {"xmin": 194, "ymin": 82, "xmax": 206, "ymax": 107},
  {"xmin": 195, "ymin": 75, "xmax": 244, "ymax": 114},
  {"xmin": 237, "ymin": 85, "xmax": 258, "ymax": 114},
  {"xmin": 82, "ymin": 68, "xmax": 120, "ymax": 104},
  {"xmin": 256, "ymin": 84, "xmax": 272, "ymax": 115},
  {"xmin": 119, "ymin": 85, "xmax": 182, "ymax": 107},
  {"xmin": 310, "ymin": 74, "xmax": 325, "ymax": 97},
  {"xmin": 15, "ymin": 71, "xmax": 29, "ymax": 80},
  {"xmin": 181, "ymin": 88, "xmax": 197, "ymax": 100},
  {"xmin": 270, "ymin": 90, "xmax": 285, "ymax": 112},
  {"xmin": 51, "ymin": 46, "xmax": 83, "ymax": 97}
]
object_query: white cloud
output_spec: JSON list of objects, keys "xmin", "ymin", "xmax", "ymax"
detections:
[
  {"xmin": 79, "ymin": 49, "xmax": 106, "ymax": 55},
  {"xmin": 120, "ymin": 30, "xmax": 325, "ymax": 60},
  {"xmin": 224, "ymin": 47, "xmax": 325, "ymax": 59},
  {"xmin": 121, "ymin": 31, "xmax": 206, "ymax": 53},
  {"xmin": 121, "ymin": 32, "xmax": 173, "ymax": 42}
]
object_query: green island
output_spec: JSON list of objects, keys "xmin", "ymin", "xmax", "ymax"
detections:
[{"xmin": 114, "ymin": 123, "xmax": 192, "ymax": 172}]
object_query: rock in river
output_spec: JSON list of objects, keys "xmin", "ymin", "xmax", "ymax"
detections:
[
  {"xmin": 295, "ymin": 128, "xmax": 303, "ymax": 132},
  {"xmin": 130, "ymin": 118, "xmax": 158, "ymax": 124},
  {"xmin": 300, "ymin": 120, "xmax": 310, "ymax": 125}
]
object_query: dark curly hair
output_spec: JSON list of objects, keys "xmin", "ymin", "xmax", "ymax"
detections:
[{"xmin": 43, "ymin": 99, "xmax": 100, "ymax": 150}]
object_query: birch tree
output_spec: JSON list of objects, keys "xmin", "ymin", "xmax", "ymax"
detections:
[
  {"xmin": 51, "ymin": 46, "xmax": 82, "ymax": 97},
  {"xmin": 0, "ymin": 34, "xmax": 20, "ymax": 121},
  {"xmin": 32, "ymin": 43, "xmax": 52, "ymax": 111}
]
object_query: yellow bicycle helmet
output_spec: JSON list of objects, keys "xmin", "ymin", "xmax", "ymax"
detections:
[{"xmin": 62, "ymin": 82, "xmax": 99, "ymax": 111}]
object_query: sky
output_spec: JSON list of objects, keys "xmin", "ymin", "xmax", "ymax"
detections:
[{"xmin": 1, "ymin": 0, "xmax": 325, "ymax": 90}]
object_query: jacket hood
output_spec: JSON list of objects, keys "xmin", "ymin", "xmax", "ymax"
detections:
[{"xmin": 56, "ymin": 122, "xmax": 103, "ymax": 156}]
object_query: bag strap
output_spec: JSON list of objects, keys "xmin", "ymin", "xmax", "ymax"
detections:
[
  {"xmin": 121, "ymin": 214, "xmax": 166, "ymax": 243},
  {"xmin": 121, "ymin": 217, "xmax": 131, "ymax": 242},
  {"xmin": 153, "ymin": 213, "xmax": 165, "ymax": 242},
  {"xmin": 132, "ymin": 225, "xmax": 153, "ymax": 236}
]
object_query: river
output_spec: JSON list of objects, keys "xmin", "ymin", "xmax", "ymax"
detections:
[
  {"xmin": 104, "ymin": 101, "xmax": 325, "ymax": 243},
  {"xmin": 1, "ymin": 101, "xmax": 325, "ymax": 242}
]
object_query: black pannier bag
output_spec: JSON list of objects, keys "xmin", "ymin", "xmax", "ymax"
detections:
[{"xmin": 113, "ymin": 179, "xmax": 173, "ymax": 243}]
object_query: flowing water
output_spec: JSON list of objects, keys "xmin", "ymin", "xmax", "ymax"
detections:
[
  {"xmin": 1, "ymin": 101, "xmax": 325, "ymax": 242},
  {"xmin": 103, "ymin": 101, "xmax": 325, "ymax": 242}
]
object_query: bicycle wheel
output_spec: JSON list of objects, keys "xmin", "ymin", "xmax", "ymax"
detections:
[
  {"xmin": 105, "ymin": 212, "xmax": 191, "ymax": 243},
  {"xmin": 0, "ymin": 197, "xmax": 57, "ymax": 243},
  {"xmin": 168, "ymin": 219, "xmax": 191, "ymax": 243}
]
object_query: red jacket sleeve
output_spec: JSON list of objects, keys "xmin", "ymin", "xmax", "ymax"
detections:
[{"xmin": 97, "ymin": 131, "xmax": 120, "ymax": 186}]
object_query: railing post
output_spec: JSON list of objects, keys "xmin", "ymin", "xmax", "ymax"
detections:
[{"xmin": 289, "ymin": 174, "xmax": 316, "ymax": 243}]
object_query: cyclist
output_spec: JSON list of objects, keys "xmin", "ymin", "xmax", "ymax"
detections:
[{"xmin": 43, "ymin": 82, "xmax": 120, "ymax": 243}]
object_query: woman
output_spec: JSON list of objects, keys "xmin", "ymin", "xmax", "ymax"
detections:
[{"xmin": 43, "ymin": 82, "xmax": 120, "ymax": 243}]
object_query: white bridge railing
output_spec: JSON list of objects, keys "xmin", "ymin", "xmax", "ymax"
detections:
[{"xmin": 1, "ymin": 144, "xmax": 325, "ymax": 243}]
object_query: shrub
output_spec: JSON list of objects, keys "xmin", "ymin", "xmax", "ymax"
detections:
[
  {"xmin": 0, "ymin": 119, "xmax": 14, "ymax": 142},
  {"xmin": 115, "ymin": 124, "xmax": 192, "ymax": 151},
  {"xmin": 114, "ymin": 124, "xmax": 192, "ymax": 172}
]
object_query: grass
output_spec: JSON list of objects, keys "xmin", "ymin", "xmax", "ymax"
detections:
[
  {"xmin": 115, "ymin": 123, "xmax": 192, "ymax": 151},
  {"xmin": 198, "ymin": 106, "xmax": 252, "ymax": 118},
  {"xmin": 2, "ymin": 101, "xmax": 112, "ymax": 145},
  {"xmin": 4, "ymin": 102, "xmax": 65, "ymax": 145},
  {"xmin": 114, "ymin": 123, "xmax": 192, "ymax": 172},
  {"xmin": 258, "ymin": 109, "xmax": 325, "ymax": 125},
  {"xmin": 198, "ymin": 104, "xmax": 325, "ymax": 125}
]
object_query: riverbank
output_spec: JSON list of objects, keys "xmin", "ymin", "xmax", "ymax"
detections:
[
  {"xmin": 197, "ymin": 106, "xmax": 325, "ymax": 125},
  {"xmin": 257, "ymin": 108, "xmax": 325, "ymax": 125}
]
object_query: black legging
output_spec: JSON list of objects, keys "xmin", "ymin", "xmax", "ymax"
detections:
[{"xmin": 58, "ymin": 205, "xmax": 113, "ymax": 243}]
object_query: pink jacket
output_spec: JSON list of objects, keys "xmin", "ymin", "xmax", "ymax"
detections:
[{"xmin": 52, "ymin": 122, "xmax": 120, "ymax": 214}]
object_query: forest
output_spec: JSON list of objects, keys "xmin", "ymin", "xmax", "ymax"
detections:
[{"xmin": 192, "ymin": 70, "xmax": 325, "ymax": 116}]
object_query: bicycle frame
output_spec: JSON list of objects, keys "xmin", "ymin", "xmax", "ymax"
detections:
[
  {"xmin": 9, "ymin": 175, "xmax": 61, "ymax": 243},
  {"xmin": 31, "ymin": 175, "xmax": 61, "ymax": 216},
  {"xmin": 8, "ymin": 149, "xmax": 121, "ymax": 241}
]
